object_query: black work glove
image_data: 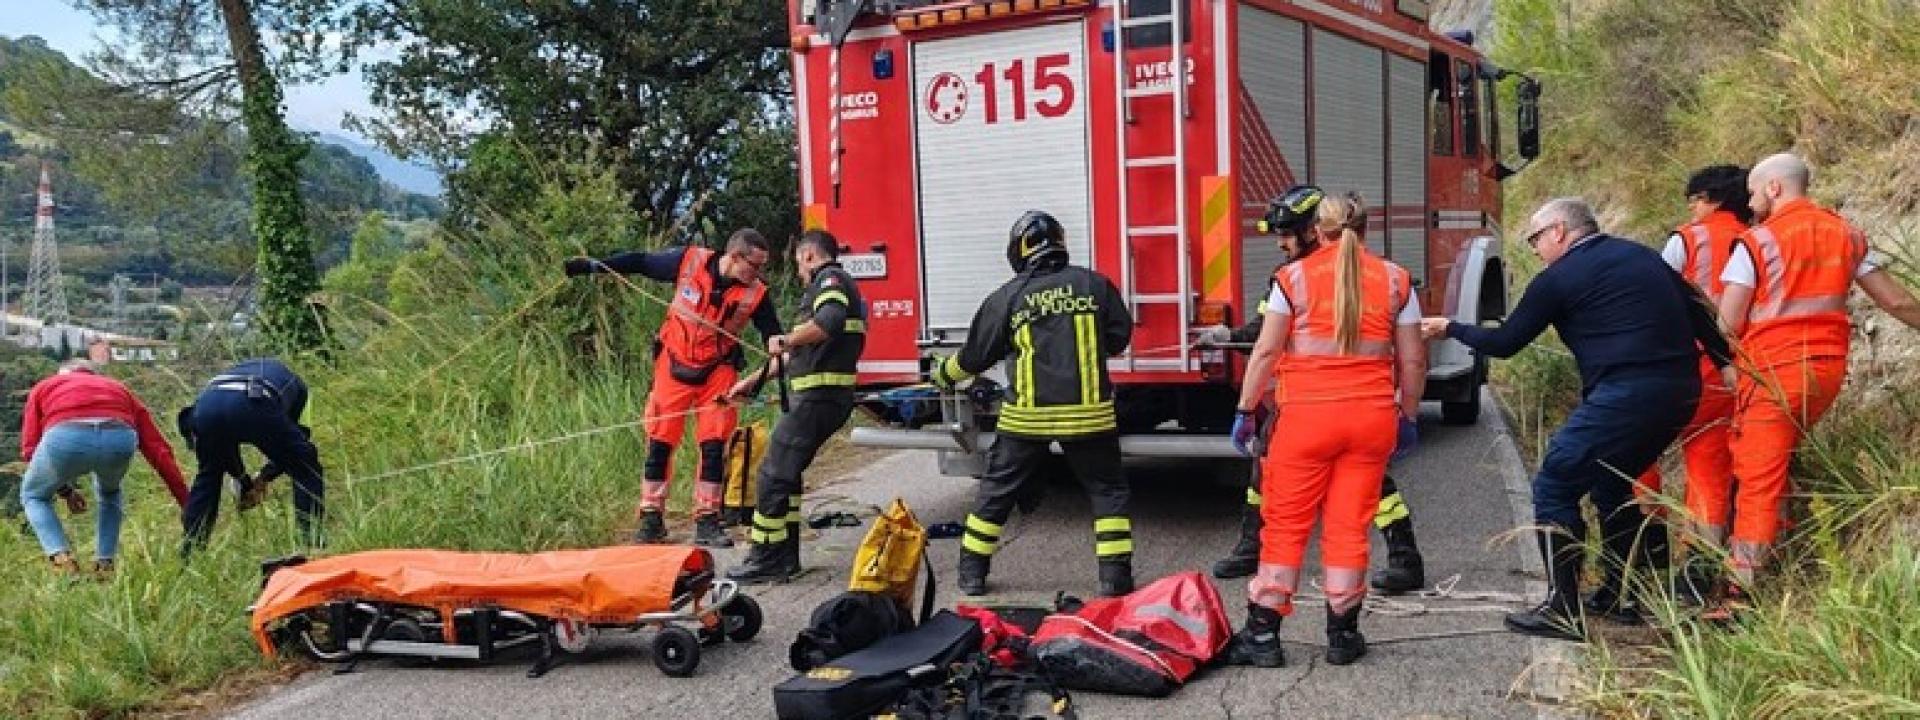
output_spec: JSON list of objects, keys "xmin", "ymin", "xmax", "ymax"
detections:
[{"xmin": 563, "ymin": 257, "xmax": 596, "ymax": 277}]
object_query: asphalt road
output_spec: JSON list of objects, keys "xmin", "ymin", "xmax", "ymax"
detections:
[{"xmin": 227, "ymin": 391, "xmax": 1572, "ymax": 719}]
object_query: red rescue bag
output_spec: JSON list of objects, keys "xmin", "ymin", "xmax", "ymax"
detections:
[{"xmin": 1028, "ymin": 572, "xmax": 1232, "ymax": 697}]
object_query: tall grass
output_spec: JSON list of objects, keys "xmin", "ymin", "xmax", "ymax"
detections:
[
  {"xmin": 0, "ymin": 157, "xmax": 782, "ymax": 717},
  {"xmin": 1490, "ymin": 0, "xmax": 1920, "ymax": 716}
]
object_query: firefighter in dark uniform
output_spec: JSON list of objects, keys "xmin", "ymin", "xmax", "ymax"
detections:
[
  {"xmin": 931, "ymin": 211, "xmax": 1137, "ymax": 597},
  {"xmin": 725, "ymin": 230, "xmax": 867, "ymax": 582},
  {"xmin": 1199, "ymin": 185, "xmax": 1428, "ymax": 594}
]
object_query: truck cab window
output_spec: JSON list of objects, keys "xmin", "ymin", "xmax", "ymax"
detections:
[
  {"xmin": 1123, "ymin": 0, "xmax": 1191, "ymax": 48},
  {"xmin": 1458, "ymin": 59, "xmax": 1480, "ymax": 157},
  {"xmin": 1483, "ymin": 73, "xmax": 1500, "ymax": 160},
  {"xmin": 1428, "ymin": 56, "xmax": 1455, "ymax": 156}
]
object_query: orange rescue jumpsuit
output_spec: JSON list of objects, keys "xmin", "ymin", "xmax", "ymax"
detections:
[
  {"xmin": 1248, "ymin": 248, "xmax": 1413, "ymax": 616},
  {"xmin": 1724, "ymin": 198, "xmax": 1865, "ymax": 575},
  {"xmin": 642, "ymin": 247, "xmax": 768, "ymax": 515},
  {"xmin": 1637, "ymin": 210, "xmax": 1746, "ymax": 537}
]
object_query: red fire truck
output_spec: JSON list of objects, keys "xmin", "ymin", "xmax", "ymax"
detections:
[{"xmin": 784, "ymin": 0, "xmax": 1540, "ymax": 474}]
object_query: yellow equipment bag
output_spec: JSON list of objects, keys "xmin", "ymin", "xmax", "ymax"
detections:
[
  {"xmin": 849, "ymin": 498, "xmax": 933, "ymax": 618},
  {"xmin": 721, "ymin": 422, "xmax": 769, "ymax": 526}
]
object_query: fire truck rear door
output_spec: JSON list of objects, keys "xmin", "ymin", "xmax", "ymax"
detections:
[{"xmin": 913, "ymin": 20, "xmax": 1093, "ymax": 335}]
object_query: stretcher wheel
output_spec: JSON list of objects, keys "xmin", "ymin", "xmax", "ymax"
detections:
[
  {"xmin": 652, "ymin": 626, "xmax": 701, "ymax": 677},
  {"xmin": 722, "ymin": 595, "xmax": 762, "ymax": 643},
  {"xmin": 384, "ymin": 618, "xmax": 426, "ymax": 642}
]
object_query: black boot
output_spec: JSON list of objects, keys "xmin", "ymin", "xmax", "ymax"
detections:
[
  {"xmin": 1324, "ymin": 603, "xmax": 1368, "ymax": 665},
  {"xmin": 1505, "ymin": 528, "xmax": 1586, "ymax": 641},
  {"xmin": 1583, "ymin": 525, "xmax": 1636, "ymax": 624},
  {"xmin": 1098, "ymin": 559, "xmax": 1134, "ymax": 597},
  {"xmin": 1585, "ymin": 513, "xmax": 1668, "ymax": 625},
  {"xmin": 1224, "ymin": 604, "xmax": 1286, "ymax": 667},
  {"xmin": 1212, "ymin": 503, "xmax": 1262, "ymax": 579},
  {"xmin": 1673, "ymin": 553, "xmax": 1719, "ymax": 607},
  {"xmin": 726, "ymin": 539, "xmax": 798, "ymax": 583},
  {"xmin": 785, "ymin": 521, "xmax": 805, "ymax": 573},
  {"xmin": 1370, "ymin": 519, "xmax": 1426, "ymax": 594},
  {"xmin": 692, "ymin": 514, "xmax": 733, "ymax": 548},
  {"xmin": 634, "ymin": 509, "xmax": 667, "ymax": 544},
  {"xmin": 958, "ymin": 551, "xmax": 991, "ymax": 596}
]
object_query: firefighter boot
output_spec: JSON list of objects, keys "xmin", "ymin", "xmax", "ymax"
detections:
[
  {"xmin": 785, "ymin": 521, "xmax": 805, "ymax": 573},
  {"xmin": 1505, "ymin": 529, "xmax": 1586, "ymax": 642},
  {"xmin": 1211, "ymin": 502, "xmax": 1262, "ymax": 580},
  {"xmin": 692, "ymin": 513, "xmax": 732, "ymax": 548},
  {"xmin": 1324, "ymin": 603, "xmax": 1368, "ymax": 666},
  {"xmin": 633, "ymin": 509, "xmax": 667, "ymax": 544},
  {"xmin": 1369, "ymin": 519, "xmax": 1426, "ymax": 594},
  {"xmin": 1098, "ymin": 559, "xmax": 1135, "ymax": 597},
  {"xmin": 957, "ymin": 551, "xmax": 991, "ymax": 596},
  {"xmin": 726, "ymin": 538, "xmax": 799, "ymax": 583},
  {"xmin": 1224, "ymin": 604, "xmax": 1286, "ymax": 668}
]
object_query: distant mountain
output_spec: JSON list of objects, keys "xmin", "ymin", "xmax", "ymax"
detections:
[{"xmin": 316, "ymin": 132, "xmax": 443, "ymax": 197}]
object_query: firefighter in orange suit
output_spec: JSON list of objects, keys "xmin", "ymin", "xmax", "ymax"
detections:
[
  {"xmin": 1711, "ymin": 153, "xmax": 1920, "ymax": 616},
  {"xmin": 1223, "ymin": 193, "xmax": 1426, "ymax": 668},
  {"xmin": 1603, "ymin": 165, "xmax": 1752, "ymax": 617},
  {"xmin": 564, "ymin": 230, "xmax": 783, "ymax": 547}
]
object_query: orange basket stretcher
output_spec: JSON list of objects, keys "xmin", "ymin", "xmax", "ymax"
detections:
[{"xmin": 247, "ymin": 545, "xmax": 761, "ymax": 677}]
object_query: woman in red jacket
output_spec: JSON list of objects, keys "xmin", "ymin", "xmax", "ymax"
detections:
[{"xmin": 19, "ymin": 360, "xmax": 187, "ymax": 576}]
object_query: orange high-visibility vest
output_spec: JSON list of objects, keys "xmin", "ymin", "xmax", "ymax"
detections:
[
  {"xmin": 1677, "ymin": 210, "xmax": 1748, "ymax": 302},
  {"xmin": 1678, "ymin": 209, "xmax": 1748, "ymax": 378},
  {"xmin": 1272, "ymin": 246, "xmax": 1412, "ymax": 405},
  {"xmin": 659, "ymin": 247, "xmax": 769, "ymax": 373},
  {"xmin": 1736, "ymin": 198, "xmax": 1865, "ymax": 363}
]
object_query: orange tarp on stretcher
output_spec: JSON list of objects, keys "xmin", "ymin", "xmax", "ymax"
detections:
[{"xmin": 249, "ymin": 546, "xmax": 712, "ymax": 654}]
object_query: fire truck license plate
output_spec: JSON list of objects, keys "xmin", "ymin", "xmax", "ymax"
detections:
[{"xmin": 842, "ymin": 253, "xmax": 888, "ymax": 279}]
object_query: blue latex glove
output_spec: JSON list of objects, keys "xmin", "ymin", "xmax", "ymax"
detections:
[
  {"xmin": 1231, "ymin": 411, "xmax": 1258, "ymax": 456},
  {"xmin": 1392, "ymin": 413, "xmax": 1420, "ymax": 461}
]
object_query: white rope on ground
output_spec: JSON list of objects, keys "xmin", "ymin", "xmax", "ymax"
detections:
[
  {"xmin": 1282, "ymin": 573, "xmax": 1532, "ymax": 618},
  {"xmin": 341, "ymin": 406, "xmax": 704, "ymax": 485}
]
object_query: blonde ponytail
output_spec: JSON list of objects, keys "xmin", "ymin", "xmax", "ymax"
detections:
[{"xmin": 1319, "ymin": 194, "xmax": 1368, "ymax": 354}]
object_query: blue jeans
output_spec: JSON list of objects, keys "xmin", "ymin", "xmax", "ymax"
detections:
[
  {"xmin": 22, "ymin": 421, "xmax": 138, "ymax": 560},
  {"xmin": 1533, "ymin": 370, "xmax": 1699, "ymax": 539}
]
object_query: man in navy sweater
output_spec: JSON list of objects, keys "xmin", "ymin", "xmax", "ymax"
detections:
[{"xmin": 1421, "ymin": 198, "xmax": 1732, "ymax": 640}]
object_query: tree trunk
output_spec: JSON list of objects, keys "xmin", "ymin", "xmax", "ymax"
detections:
[{"xmin": 216, "ymin": 0, "xmax": 325, "ymax": 352}]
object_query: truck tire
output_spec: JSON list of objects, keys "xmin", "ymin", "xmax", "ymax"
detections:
[{"xmin": 1440, "ymin": 355, "xmax": 1487, "ymax": 425}]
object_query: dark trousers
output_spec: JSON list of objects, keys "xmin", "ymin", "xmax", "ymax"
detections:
[
  {"xmin": 182, "ymin": 389, "xmax": 325, "ymax": 551},
  {"xmin": 750, "ymin": 388, "xmax": 855, "ymax": 544},
  {"xmin": 1533, "ymin": 371, "xmax": 1699, "ymax": 539},
  {"xmin": 964, "ymin": 433, "xmax": 1130, "ymax": 562}
]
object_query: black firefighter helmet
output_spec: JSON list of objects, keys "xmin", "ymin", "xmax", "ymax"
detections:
[
  {"xmin": 1007, "ymin": 210, "xmax": 1068, "ymax": 273},
  {"xmin": 1257, "ymin": 185, "xmax": 1326, "ymax": 236}
]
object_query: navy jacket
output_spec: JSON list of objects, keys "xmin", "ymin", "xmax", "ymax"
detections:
[{"xmin": 1448, "ymin": 234, "xmax": 1731, "ymax": 391}]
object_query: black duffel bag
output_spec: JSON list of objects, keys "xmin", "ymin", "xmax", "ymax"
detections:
[{"xmin": 773, "ymin": 610, "xmax": 983, "ymax": 720}]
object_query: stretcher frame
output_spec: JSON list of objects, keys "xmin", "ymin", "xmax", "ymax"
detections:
[{"xmin": 250, "ymin": 553, "xmax": 761, "ymax": 678}]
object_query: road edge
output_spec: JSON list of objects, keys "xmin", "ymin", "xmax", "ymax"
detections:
[{"xmin": 1480, "ymin": 387, "xmax": 1586, "ymax": 720}]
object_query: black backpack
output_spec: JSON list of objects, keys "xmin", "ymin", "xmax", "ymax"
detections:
[
  {"xmin": 789, "ymin": 548, "xmax": 938, "ymax": 672},
  {"xmin": 789, "ymin": 591, "xmax": 916, "ymax": 673}
]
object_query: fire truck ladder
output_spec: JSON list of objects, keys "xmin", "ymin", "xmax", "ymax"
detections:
[{"xmin": 1112, "ymin": 0, "xmax": 1192, "ymax": 372}]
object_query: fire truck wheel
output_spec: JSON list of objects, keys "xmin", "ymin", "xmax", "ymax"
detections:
[
  {"xmin": 652, "ymin": 626, "xmax": 701, "ymax": 677},
  {"xmin": 1440, "ymin": 357, "xmax": 1487, "ymax": 425}
]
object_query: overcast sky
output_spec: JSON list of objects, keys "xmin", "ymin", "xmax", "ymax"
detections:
[{"xmin": 4, "ymin": 0, "xmax": 380, "ymax": 141}]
